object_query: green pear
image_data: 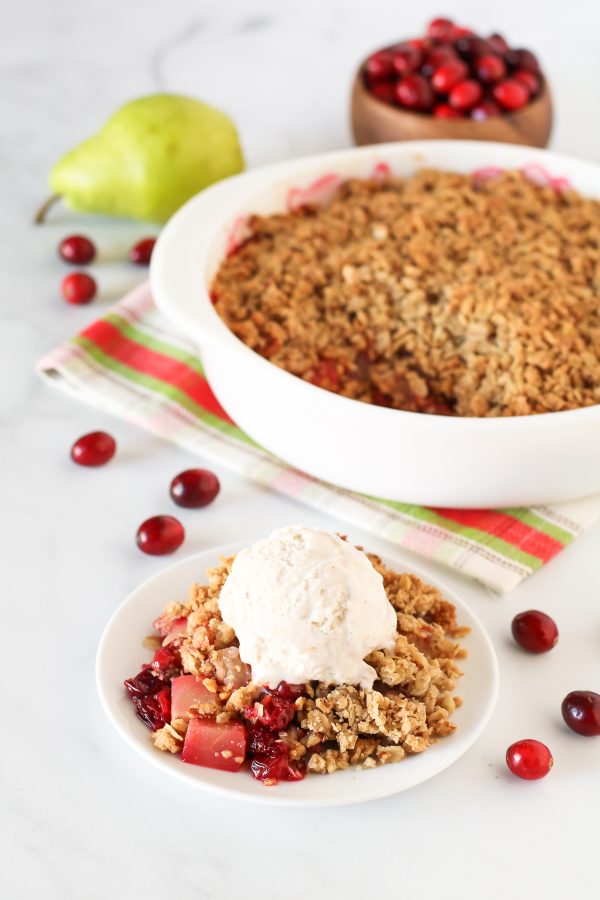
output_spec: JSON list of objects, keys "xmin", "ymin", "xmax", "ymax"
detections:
[{"xmin": 46, "ymin": 94, "xmax": 244, "ymax": 223}]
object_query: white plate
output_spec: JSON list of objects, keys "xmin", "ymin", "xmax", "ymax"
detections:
[{"xmin": 96, "ymin": 542, "xmax": 498, "ymax": 807}]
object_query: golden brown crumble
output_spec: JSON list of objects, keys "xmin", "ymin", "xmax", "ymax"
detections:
[
  {"xmin": 211, "ymin": 169, "xmax": 600, "ymax": 417},
  {"xmin": 149, "ymin": 548, "xmax": 467, "ymax": 776}
]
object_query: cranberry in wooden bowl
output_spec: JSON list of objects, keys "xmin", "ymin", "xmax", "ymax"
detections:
[{"xmin": 352, "ymin": 17, "xmax": 552, "ymax": 148}]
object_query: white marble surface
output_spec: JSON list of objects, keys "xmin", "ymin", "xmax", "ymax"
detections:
[{"xmin": 2, "ymin": 1, "xmax": 600, "ymax": 897}]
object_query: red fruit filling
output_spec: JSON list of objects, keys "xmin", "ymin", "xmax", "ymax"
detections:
[
  {"xmin": 124, "ymin": 669, "xmax": 171, "ymax": 731},
  {"xmin": 171, "ymin": 674, "xmax": 221, "ymax": 719},
  {"xmin": 151, "ymin": 643, "xmax": 182, "ymax": 679},
  {"xmin": 181, "ymin": 719, "xmax": 246, "ymax": 772},
  {"xmin": 244, "ymin": 692, "xmax": 296, "ymax": 731},
  {"xmin": 245, "ymin": 720, "xmax": 306, "ymax": 783},
  {"xmin": 250, "ymin": 747, "xmax": 306, "ymax": 783}
]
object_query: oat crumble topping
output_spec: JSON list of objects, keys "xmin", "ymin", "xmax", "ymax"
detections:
[{"xmin": 211, "ymin": 169, "xmax": 600, "ymax": 417}]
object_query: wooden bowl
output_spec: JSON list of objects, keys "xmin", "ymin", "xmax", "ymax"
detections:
[{"xmin": 351, "ymin": 68, "xmax": 553, "ymax": 148}]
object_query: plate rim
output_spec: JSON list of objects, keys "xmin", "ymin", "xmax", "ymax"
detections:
[{"xmin": 96, "ymin": 541, "xmax": 499, "ymax": 807}]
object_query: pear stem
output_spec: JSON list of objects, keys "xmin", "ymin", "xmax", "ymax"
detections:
[{"xmin": 34, "ymin": 195, "xmax": 61, "ymax": 224}]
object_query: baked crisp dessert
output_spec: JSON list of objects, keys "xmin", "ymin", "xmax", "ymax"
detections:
[
  {"xmin": 124, "ymin": 531, "xmax": 467, "ymax": 786},
  {"xmin": 211, "ymin": 169, "xmax": 600, "ymax": 417}
]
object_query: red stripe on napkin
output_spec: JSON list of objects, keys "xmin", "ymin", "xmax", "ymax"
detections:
[
  {"xmin": 81, "ymin": 319, "xmax": 234, "ymax": 423},
  {"xmin": 431, "ymin": 508, "xmax": 564, "ymax": 563}
]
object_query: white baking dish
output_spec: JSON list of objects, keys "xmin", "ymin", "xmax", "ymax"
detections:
[{"xmin": 151, "ymin": 140, "xmax": 600, "ymax": 508}]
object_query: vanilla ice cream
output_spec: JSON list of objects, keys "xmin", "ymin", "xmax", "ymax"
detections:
[{"xmin": 218, "ymin": 525, "xmax": 397, "ymax": 689}]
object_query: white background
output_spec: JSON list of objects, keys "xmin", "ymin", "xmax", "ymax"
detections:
[{"xmin": 2, "ymin": 1, "xmax": 600, "ymax": 898}]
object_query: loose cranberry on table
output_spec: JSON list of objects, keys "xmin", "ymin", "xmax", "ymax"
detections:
[
  {"xmin": 70, "ymin": 431, "xmax": 116, "ymax": 466},
  {"xmin": 170, "ymin": 468, "xmax": 220, "ymax": 508},
  {"xmin": 561, "ymin": 691, "xmax": 600, "ymax": 736},
  {"xmin": 511, "ymin": 610, "xmax": 558, "ymax": 653},
  {"xmin": 506, "ymin": 739, "xmax": 553, "ymax": 780},
  {"xmin": 129, "ymin": 237, "xmax": 156, "ymax": 266},
  {"xmin": 136, "ymin": 515, "xmax": 185, "ymax": 556},
  {"xmin": 61, "ymin": 272, "xmax": 97, "ymax": 305},
  {"xmin": 58, "ymin": 234, "xmax": 96, "ymax": 265}
]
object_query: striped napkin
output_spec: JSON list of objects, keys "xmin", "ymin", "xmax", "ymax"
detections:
[{"xmin": 37, "ymin": 282, "xmax": 600, "ymax": 593}]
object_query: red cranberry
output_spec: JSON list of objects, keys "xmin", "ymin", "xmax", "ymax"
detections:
[
  {"xmin": 151, "ymin": 644, "xmax": 182, "ymax": 679},
  {"xmin": 561, "ymin": 691, "xmax": 600, "ymax": 736},
  {"xmin": 369, "ymin": 81, "xmax": 396, "ymax": 105},
  {"xmin": 246, "ymin": 722, "xmax": 278, "ymax": 755},
  {"xmin": 475, "ymin": 54, "xmax": 506, "ymax": 83},
  {"xmin": 431, "ymin": 60, "xmax": 468, "ymax": 93},
  {"xmin": 421, "ymin": 46, "xmax": 456, "ymax": 77},
  {"xmin": 426, "ymin": 17, "xmax": 456, "ymax": 42},
  {"xmin": 392, "ymin": 45, "xmax": 422, "ymax": 76},
  {"xmin": 434, "ymin": 103, "xmax": 462, "ymax": 119},
  {"xmin": 136, "ymin": 515, "xmax": 185, "ymax": 556},
  {"xmin": 395, "ymin": 74, "xmax": 434, "ymax": 111},
  {"xmin": 492, "ymin": 79, "xmax": 529, "ymax": 110},
  {"xmin": 512, "ymin": 48, "xmax": 540, "ymax": 73},
  {"xmin": 170, "ymin": 468, "xmax": 220, "ymax": 508},
  {"xmin": 244, "ymin": 693, "xmax": 295, "ymax": 731},
  {"xmin": 364, "ymin": 50, "xmax": 394, "ymax": 83},
  {"xmin": 449, "ymin": 80, "xmax": 482, "ymax": 111},
  {"xmin": 124, "ymin": 669, "xmax": 171, "ymax": 731},
  {"xmin": 471, "ymin": 100, "xmax": 501, "ymax": 120},
  {"xmin": 59, "ymin": 234, "xmax": 96, "ymax": 265},
  {"xmin": 250, "ymin": 743, "xmax": 305, "ymax": 783},
  {"xmin": 511, "ymin": 610, "xmax": 558, "ymax": 653},
  {"xmin": 514, "ymin": 69, "xmax": 541, "ymax": 97},
  {"xmin": 61, "ymin": 272, "xmax": 97, "ymax": 305},
  {"xmin": 506, "ymin": 739, "xmax": 553, "ymax": 780},
  {"xmin": 70, "ymin": 431, "xmax": 116, "ymax": 467},
  {"xmin": 488, "ymin": 33, "xmax": 510, "ymax": 56},
  {"xmin": 454, "ymin": 35, "xmax": 494, "ymax": 59},
  {"xmin": 274, "ymin": 681, "xmax": 305, "ymax": 700},
  {"xmin": 129, "ymin": 238, "xmax": 156, "ymax": 266}
]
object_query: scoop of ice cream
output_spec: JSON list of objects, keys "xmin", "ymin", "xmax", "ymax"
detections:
[{"xmin": 218, "ymin": 525, "xmax": 397, "ymax": 689}]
